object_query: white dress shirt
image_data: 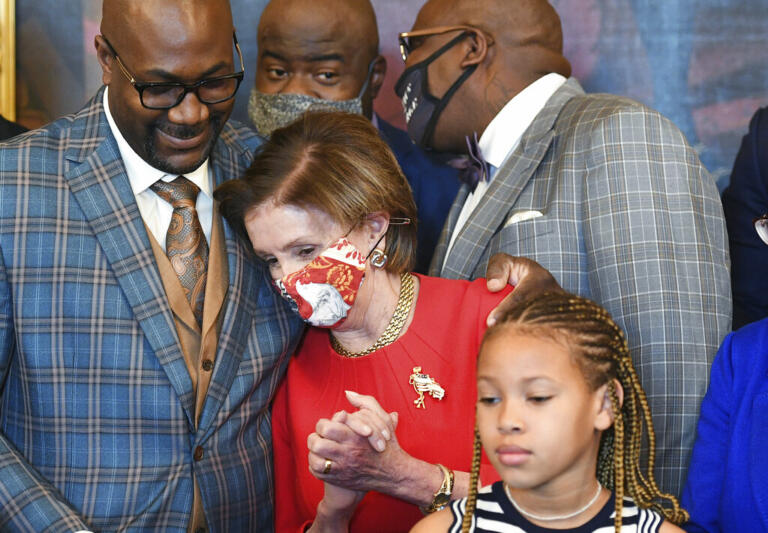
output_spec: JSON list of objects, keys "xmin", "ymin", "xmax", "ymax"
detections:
[
  {"xmin": 444, "ymin": 73, "xmax": 566, "ymax": 263},
  {"xmin": 103, "ymin": 88, "xmax": 213, "ymax": 251}
]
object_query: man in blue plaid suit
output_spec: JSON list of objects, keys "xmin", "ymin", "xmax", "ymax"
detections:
[
  {"xmin": 397, "ymin": 0, "xmax": 731, "ymax": 496},
  {"xmin": 0, "ymin": 1, "xmax": 307, "ymax": 531}
]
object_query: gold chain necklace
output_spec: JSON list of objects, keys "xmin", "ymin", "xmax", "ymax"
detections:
[{"xmin": 330, "ymin": 272, "xmax": 415, "ymax": 358}]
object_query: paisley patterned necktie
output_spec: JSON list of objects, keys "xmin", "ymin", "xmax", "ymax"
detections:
[{"xmin": 151, "ymin": 176, "xmax": 209, "ymax": 325}]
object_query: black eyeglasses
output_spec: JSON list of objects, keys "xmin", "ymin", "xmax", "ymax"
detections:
[
  {"xmin": 101, "ymin": 33, "xmax": 245, "ymax": 110},
  {"xmin": 754, "ymin": 214, "xmax": 768, "ymax": 245}
]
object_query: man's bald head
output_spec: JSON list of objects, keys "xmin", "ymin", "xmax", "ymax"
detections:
[
  {"xmin": 259, "ymin": 0, "xmax": 379, "ymax": 63},
  {"xmin": 418, "ymin": 0, "xmax": 562, "ymax": 51},
  {"xmin": 96, "ymin": 0, "xmax": 239, "ymax": 174},
  {"xmin": 253, "ymin": 0, "xmax": 387, "ymax": 120},
  {"xmin": 102, "ymin": 0, "xmax": 234, "ymax": 54},
  {"xmin": 414, "ymin": 0, "xmax": 570, "ymax": 83}
]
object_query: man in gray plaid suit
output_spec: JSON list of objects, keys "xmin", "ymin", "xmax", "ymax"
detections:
[{"xmin": 397, "ymin": 0, "xmax": 731, "ymax": 496}]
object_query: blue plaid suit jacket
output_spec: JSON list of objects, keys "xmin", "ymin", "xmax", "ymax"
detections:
[
  {"xmin": 431, "ymin": 78, "xmax": 731, "ymax": 496},
  {"xmin": 0, "ymin": 88, "xmax": 304, "ymax": 532}
]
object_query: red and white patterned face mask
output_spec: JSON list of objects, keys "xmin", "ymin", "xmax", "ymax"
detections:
[{"xmin": 275, "ymin": 237, "xmax": 367, "ymax": 328}]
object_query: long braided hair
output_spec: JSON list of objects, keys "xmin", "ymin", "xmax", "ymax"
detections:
[{"xmin": 461, "ymin": 292, "xmax": 688, "ymax": 532}]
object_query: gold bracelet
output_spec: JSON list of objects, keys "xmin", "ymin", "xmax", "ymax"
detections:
[{"xmin": 421, "ymin": 463, "xmax": 454, "ymax": 514}]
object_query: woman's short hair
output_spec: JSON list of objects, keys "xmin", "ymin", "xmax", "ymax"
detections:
[{"xmin": 215, "ymin": 111, "xmax": 418, "ymax": 274}]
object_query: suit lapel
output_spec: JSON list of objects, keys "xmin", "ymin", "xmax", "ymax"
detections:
[
  {"xmin": 750, "ymin": 391, "xmax": 768, "ymax": 529},
  {"xmin": 429, "ymin": 185, "xmax": 470, "ymax": 275},
  {"xmin": 440, "ymin": 138, "xmax": 549, "ymax": 278},
  {"xmin": 440, "ymin": 78, "xmax": 585, "ymax": 279},
  {"xmin": 196, "ymin": 138, "xmax": 263, "ymax": 433},
  {"xmin": 63, "ymin": 89, "xmax": 196, "ymax": 427},
  {"xmin": 201, "ymin": 203, "xmax": 228, "ymax": 339}
]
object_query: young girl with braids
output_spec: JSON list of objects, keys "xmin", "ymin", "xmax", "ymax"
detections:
[{"xmin": 411, "ymin": 292, "xmax": 688, "ymax": 533}]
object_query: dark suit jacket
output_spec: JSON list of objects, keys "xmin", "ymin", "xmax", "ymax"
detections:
[
  {"xmin": 377, "ymin": 116, "xmax": 460, "ymax": 273},
  {"xmin": 0, "ymin": 115, "xmax": 27, "ymax": 140},
  {"xmin": 683, "ymin": 318, "xmax": 768, "ymax": 532},
  {"xmin": 722, "ymin": 106, "xmax": 768, "ymax": 329}
]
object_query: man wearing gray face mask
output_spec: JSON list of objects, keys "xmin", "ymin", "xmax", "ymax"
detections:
[{"xmin": 250, "ymin": 0, "xmax": 461, "ymax": 273}]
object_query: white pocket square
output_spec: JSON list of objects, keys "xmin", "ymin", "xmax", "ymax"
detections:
[{"xmin": 505, "ymin": 210, "xmax": 544, "ymax": 226}]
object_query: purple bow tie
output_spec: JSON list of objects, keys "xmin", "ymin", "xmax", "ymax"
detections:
[{"xmin": 447, "ymin": 133, "xmax": 490, "ymax": 192}]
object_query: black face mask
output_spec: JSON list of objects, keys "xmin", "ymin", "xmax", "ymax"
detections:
[{"xmin": 395, "ymin": 32, "xmax": 477, "ymax": 150}]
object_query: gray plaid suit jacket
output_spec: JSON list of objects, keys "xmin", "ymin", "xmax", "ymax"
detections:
[
  {"xmin": 0, "ymin": 88, "xmax": 304, "ymax": 532},
  {"xmin": 431, "ymin": 78, "xmax": 731, "ymax": 496}
]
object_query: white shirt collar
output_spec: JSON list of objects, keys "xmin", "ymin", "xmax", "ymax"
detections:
[
  {"xmin": 102, "ymin": 87, "xmax": 212, "ymax": 197},
  {"xmin": 478, "ymin": 73, "xmax": 567, "ymax": 169}
]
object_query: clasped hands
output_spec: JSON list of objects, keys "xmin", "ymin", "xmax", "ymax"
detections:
[{"xmin": 307, "ymin": 390, "xmax": 404, "ymax": 518}]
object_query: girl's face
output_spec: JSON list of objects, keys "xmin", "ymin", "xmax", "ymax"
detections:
[{"xmin": 476, "ymin": 328, "xmax": 614, "ymax": 493}]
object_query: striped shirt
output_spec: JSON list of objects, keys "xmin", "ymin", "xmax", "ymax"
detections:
[{"xmin": 449, "ymin": 482, "xmax": 664, "ymax": 532}]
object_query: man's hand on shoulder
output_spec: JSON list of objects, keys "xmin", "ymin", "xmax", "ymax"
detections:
[{"xmin": 484, "ymin": 254, "xmax": 563, "ymax": 326}]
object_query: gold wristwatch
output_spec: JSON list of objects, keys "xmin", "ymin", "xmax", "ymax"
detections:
[{"xmin": 422, "ymin": 463, "xmax": 455, "ymax": 514}]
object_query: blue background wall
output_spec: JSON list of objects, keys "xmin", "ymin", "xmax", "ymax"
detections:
[{"xmin": 16, "ymin": 0, "xmax": 768, "ymax": 189}]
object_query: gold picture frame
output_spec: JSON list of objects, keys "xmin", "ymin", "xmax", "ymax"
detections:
[{"xmin": 0, "ymin": 0, "xmax": 14, "ymax": 121}]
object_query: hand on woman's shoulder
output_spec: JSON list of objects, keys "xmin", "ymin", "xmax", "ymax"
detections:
[{"xmin": 409, "ymin": 507, "xmax": 454, "ymax": 533}]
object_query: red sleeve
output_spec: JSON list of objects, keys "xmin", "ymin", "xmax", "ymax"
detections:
[
  {"xmin": 471, "ymin": 278, "xmax": 512, "ymax": 487},
  {"xmin": 272, "ymin": 378, "xmax": 312, "ymax": 533},
  {"xmin": 470, "ymin": 278, "xmax": 513, "ymax": 346}
]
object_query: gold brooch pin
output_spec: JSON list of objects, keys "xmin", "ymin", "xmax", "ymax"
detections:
[{"xmin": 409, "ymin": 366, "xmax": 445, "ymax": 409}]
